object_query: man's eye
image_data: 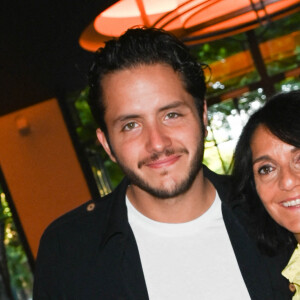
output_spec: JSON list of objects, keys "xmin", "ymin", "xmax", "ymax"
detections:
[
  {"xmin": 258, "ymin": 165, "xmax": 274, "ymax": 175},
  {"xmin": 122, "ymin": 122, "xmax": 138, "ymax": 131},
  {"xmin": 165, "ymin": 112, "xmax": 179, "ymax": 119}
]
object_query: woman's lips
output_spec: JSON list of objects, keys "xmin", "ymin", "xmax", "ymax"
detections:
[
  {"xmin": 282, "ymin": 198, "xmax": 300, "ymax": 207},
  {"xmin": 145, "ymin": 155, "xmax": 181, "ymax": 169}
]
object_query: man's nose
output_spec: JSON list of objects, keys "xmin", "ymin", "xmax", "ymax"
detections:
[
  {"xmin": 278, "ymin": 167, "xmax": 300, "ymax": 191},
  {"xmin": 145, "ymin": 124, "xmax": 172, "ymax": 153}
]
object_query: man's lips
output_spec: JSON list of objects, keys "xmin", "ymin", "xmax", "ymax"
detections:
[
  {"xmin": 138, "ymin": 148, "xmax": 188, "ymax": 169},
  {"xmin": 144, "ymin": 155, "xmax": 181, "ymax": 169}
]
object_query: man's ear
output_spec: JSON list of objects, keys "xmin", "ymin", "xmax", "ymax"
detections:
[
  {"xmin": 202, "ymin": 100, "xmax": 208, "ymax": 137},
  {"xmin": 96, "ymin": 128, "xmax": 117, "ymax": 162}
]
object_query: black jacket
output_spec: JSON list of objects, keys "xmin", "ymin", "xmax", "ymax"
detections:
[{"xmin": 33, "ymin": 166, "xmax": 293, "ymax": 299}]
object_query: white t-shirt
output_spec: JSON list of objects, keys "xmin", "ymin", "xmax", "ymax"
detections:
[{"xmin": 126, "ymin": 193, "xmax": 250, "ymax": 300}]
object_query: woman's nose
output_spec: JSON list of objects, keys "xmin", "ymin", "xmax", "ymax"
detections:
[{"xmin": 278, "ymin": 167, "xmax": 300, "ymax": 191}]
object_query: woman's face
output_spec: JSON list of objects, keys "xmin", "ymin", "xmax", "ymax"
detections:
[{"xmin": 251, "ymin": 125, "xmax": 300, "ymax": 239}]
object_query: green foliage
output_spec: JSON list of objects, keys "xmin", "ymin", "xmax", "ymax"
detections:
[
  {"xmin": 0, "ymin": 191, "xmax": 33, "ymax": 299},
  {"xmin": 73, "ymin": 88, "xmax": 124, "ymax": 189},
  {"xmin": 192, "ymin": 33, "xmax": 260, "ymax": 97},
  {"xmin": 205, "ymin": 89, "xmax": 268, "ymax": 174},
  {"xmin": 103, "ymin": 161, "xmax": 124, "ymax": 189},
  {"xmin": 190, "ymin": 33, "xmax": 247, "ymax": 65},
  {"xmin": 255, "ymin": 11, "xmax": 300, "ymax": 42},
  {"xmin": 275, "ymin": 77, "xmax": 300, "ymax": 92},
  {"xmin": 74, "ymin": 88, "xmax": 99, "ymax": 148},
  {"xmin": 191, "ymin": 11, "xmax": 300, "ymax": 98}
]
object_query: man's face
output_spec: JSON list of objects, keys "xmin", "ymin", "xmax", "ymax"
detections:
[{"xmin": 97, "ymin": 63, "xmax": 207, "ymax": 199}]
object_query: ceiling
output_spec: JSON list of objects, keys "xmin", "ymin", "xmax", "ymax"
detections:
[
  {"xmin": 0, "ymin": 0, "xmax": 118, "ymax": 116},
  {"xmin": 2, "ymin": 1, "xmax": 299, "ymax": 117}
]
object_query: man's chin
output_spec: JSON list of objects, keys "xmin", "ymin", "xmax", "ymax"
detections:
[
  {"xmin": 119, "ymin": 142, "xmax": 204, "ymax": 199},
  {"xmin": 131, "ymin": 177, "xmax": 195, "ymax": 199}
]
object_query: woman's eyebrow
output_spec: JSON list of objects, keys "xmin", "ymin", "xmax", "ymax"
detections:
[{"xmin": 252, "ymin": 155, "xmax": 271, "ymax": 165}]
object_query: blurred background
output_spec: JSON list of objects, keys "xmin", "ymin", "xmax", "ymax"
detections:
[{"xmin": 1, "ymin": 1, "xmax": 300, "ymax": 298}]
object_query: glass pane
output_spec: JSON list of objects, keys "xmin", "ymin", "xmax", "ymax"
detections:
[
  {"xmin": 204, "ymin": 89, "xmax": 267, "ymax": 174},
  {"xmin": 0, "ymin": 189, "xmax": 33, "ymax": 300},
  {"xmin": 255, "ymin": 11, "xmax": 300, "ymax": 76},
  {"xmin": 275, "ymin": 75, "xmax": 300, "ymax": 93},
  {"xmin": 191, "ymin": 11, "xmax": 300, "ymax": 100},
  {"xmin": 68, "ymin": 89, "xmax": 124, "ymax": 193},
  {"xmin": 191, "ymin": 33, "xmax": 260, "ymax": 98}
]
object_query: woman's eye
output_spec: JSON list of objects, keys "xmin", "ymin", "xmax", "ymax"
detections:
[
  {"xmin": 122, "ymin": 122, "xmax": 138, "ymax": 131},
  {"xmin": 294, "ymin": 153, "xmax": 300, "ymax": 169},
  {"xmin": 258, "ymin": 165, "xmax": 274, "ymax": 175},
  {"xmin": 294, "ymin": 152, "xmax": 300, "ymax": 162}
]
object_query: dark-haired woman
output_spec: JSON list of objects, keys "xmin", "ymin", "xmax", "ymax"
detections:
[{"xmin": 231, "ymin": 90, "xmax": 300, "ymax": 299}]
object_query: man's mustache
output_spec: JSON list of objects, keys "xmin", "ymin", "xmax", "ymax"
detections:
[{"xmin": 138, "ymin": 148, "xmax": 188, "ymax": 168}]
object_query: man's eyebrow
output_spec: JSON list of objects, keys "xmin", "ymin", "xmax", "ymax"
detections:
[
  {"xmin": 158, "ymin": 101, "xmax": 187, "ymax": 112},
  {"xmin": 113, "ymin": 114, "xmax": 140, "ymax": 126}
]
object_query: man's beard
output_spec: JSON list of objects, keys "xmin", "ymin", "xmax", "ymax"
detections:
[{"xmin": 114, "ymin": 140, "xmax": 204, "ymax": 199}]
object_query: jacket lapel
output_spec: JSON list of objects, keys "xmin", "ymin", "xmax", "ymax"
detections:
[
  {"xmin": 222, "ymin": 203, "xmax": 274, "ymax": 299},
  {"xmin": 100, "ymin": 178, "xmax": 149, "ymax": 299},
  {"xmin": 121, "ymin": 226, "xmax": 149, "ymax": 300}
]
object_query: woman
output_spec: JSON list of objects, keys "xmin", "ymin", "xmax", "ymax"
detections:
[{"xmin": 231, "ymin": 90, "xmax": 300, "ymax": 298}]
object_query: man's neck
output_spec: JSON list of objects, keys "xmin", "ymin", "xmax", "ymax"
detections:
[{"xmin": 126, "ymin": 170, "xmax": 216, "ymax": 223}]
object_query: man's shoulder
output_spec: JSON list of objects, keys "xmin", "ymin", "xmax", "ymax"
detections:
[
  {"xmin": 40, "ymin": 193, "xmax": 113, "ymax": 243},
  {"xmin": 42, "ymin": 178, "xmax": 128, "ymax": 238},
  {"xmin": 203, "ymin": 165, "xmax": 229, "ymax": 181},
  {"xmin": 35, "ymin": 187, "xmax": 127, "ymax": 268}
]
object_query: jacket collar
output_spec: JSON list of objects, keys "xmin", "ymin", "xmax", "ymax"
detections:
[
  {"xmin": 98, "ymin": 165, "xmax": 290, "ymax": 299},
  {"xmin": 101, "ymin": 165, "xmax": 226, "ymax": 245},
  {"xmin": 203, "ymin": 164, "xmax": 230, "ymax": 202},
  {"xmin": 100, "ymin": 177, "xmax": 131, "ymax": 247}
]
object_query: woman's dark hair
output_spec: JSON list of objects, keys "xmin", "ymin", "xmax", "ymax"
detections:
[
  {"xmin": 231, "ymin": 90, "xmax": 300, "ymax": 256},
  {"xmin": 88, "ymin": 27, "xmax": 207, "ymax": 136}
]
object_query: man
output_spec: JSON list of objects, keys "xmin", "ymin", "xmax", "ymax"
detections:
[{"xmin": 33, "ymin": 28, "xmax": 292, "ymax": 299}]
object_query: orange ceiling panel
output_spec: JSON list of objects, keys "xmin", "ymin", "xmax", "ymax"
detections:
[{"xmin": 80, "ymin": 0, "xmax": 300, "ymax": 51}]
